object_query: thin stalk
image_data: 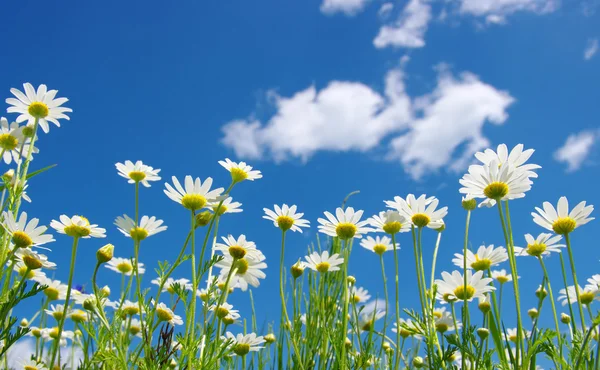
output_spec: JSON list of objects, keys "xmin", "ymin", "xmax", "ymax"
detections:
[
  {"xmin": 538, "ymin": 257, "xmax": 563, "ymax": 363},
  {"xmin": 462, "ymin": 209, "xmax": 471, "ymax": 370},
  {"xmin": 187, "ymin": 210, "xmax": 197, "ymax": 367},
  {"xmin": 378, "ymin": 254, "xmax": 389, "ymax": 361},
  {"xmin": 564, "ymin": 233, "xmax": 586, "ymax": 332},
  {"xmin": 391, "ymin": 233, "xmax": 401, "ymax": 370}
]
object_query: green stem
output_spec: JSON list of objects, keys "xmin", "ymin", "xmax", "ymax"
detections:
[
  {"xmin": 378, "ymin": 254, "xmax": 389, "ymax": 361},
  {"xmin": 187, "ymin": 210, "xmax": 197, "ymax": 366},
  {"xmin": 391, "ymin": 233, "xmax": 401, "ymax": 370},
  {"xmin": 538, "ymin": 257, "xmax": 563, "ymax": 363},
  {"xmin": 558, "ymin": 253, "xmax": 577, "ymax": 334},
  {"xmin": 462, "ymin": 210, "xmax": 471, "ymax": 370},
  {"xmin": 564, "ymin": 233, "xmax": 586, "ymax": 333},
  {"xmin": 340, "ymin": 239, "xmax": 351, "ymax": 370}
]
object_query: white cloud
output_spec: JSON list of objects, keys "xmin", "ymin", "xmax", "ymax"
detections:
[
  {"xmin": 373, "ymin": 0, "xmax": 432, "ymax": 49},
  {"xmin": 554, "ymin": 130, "xmax": 599, "ymax": 172},
  {"xmin": 584, "ymin": 38, "xmax": 599, "ymax": 60},
  {"xmin": 456, "ymin": 0, "xmax": 558, "ymax": 23},
  {"xmin": 6, "ymin": 339, "xmax": 83, "ymax": 369},
  {"xmin": 221, "ymin": 63, "xmax": 515, "ymax": 180},
  {"xmin": 320, "ymin": 0, "xmax": 371, "ymax": 16},
  {"xmin": 378, "ymin": 2, "xmax": 394, "ymax": 18}
]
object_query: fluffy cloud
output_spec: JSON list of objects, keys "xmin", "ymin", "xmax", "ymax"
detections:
[
  {"xmin": 554, "ymin": 130, "xmax": 599, "ymax": 172},
  {"xmin": 6, "ymin": 339, "xmax": 83, "ymax": 368},
  {"xmin": 455, "ymin": 0, "xmax": 558, "ymax": 23},
  {"xmin": 584, "ymin": 38, "xmax": 599, "ymax": 60},
  {"xmin": 320, "ymin": 0, "xmax": 371, "ymax": 16},
  {"xmin": 373, "ymin": 0, "xmax": 432, "ymax": 49},
  {"xmin": 221, "ymin": 63, "xmax": 515, "ymax": 180}
]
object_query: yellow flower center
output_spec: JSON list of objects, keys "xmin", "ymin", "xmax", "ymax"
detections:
[
  {"xmin": 216, "ymin": 306, "xmax": 229, "ymax": 319},
  {"xmin": 361, "ymin": 320, "xmax": 374, "ymax": 331},
  {"xmin": 496, "ymin": 275, "xmax": 510, "ymax": 284},
  {"xmin": 316, "ymin": 262, "xmax": 330, "ymax": 273},
  {"xmin": 52, "ymin": 311, "xmax": 65, "ymax": 320},
  {"xmin": 23, "ymin": 255, "xmax": 43, "ymax": 270},
  {"xmin": 181, "ymin": 194, "xmax": 207, "ymax": 211},
  {"xmin": 508, "ymin": 334, "xmax": 517, "ymax": 342},
  {"xmin": 436, "ymin": 323, "xmax": 449, "ymax": 333},
  {"xmin": 128, "ymin": 171, "xmax": 146, "ymax": 182},
  {"xmin": 70, "ymin": 310, "xmax": 87, "ymax": 323},
  {"xmin": 130, "ymin": 325, "xmax": 141, "ymax": 336},
  {"xmin": 526, "ymin": 243, "xmax": 547, "ymax": 257},
  {"xmin": 483, "ymin": 181, "xmax": 509, "ymax": 200},
  {"xmin": 335, "ymin": 223, "xmax": 357, "ymax": 240},
  {"xmin": 411, "ymin": 213, "xmax": 430, "ymax": 228},
  {"xmin": 129, "ymin": 227, "xmax": 148, "ymax": 242},
  {"xmin": 552, "ymin": 217, "xmax": 576, "ymax": 235},
  {"xmin": 233, "ymin": 343, "xmax": 251, "ymax": 356},
  {"xmin": 229, "ymin": 245, "xmax": 247, "ymax": 259},
  {"xmin": 0, "ymin": 133, "xmax": 18, "ymax": 150},
  {"xmin": 64, "ymin": 217, "xmax": 91, "ymax": 238},
  {"xmin": 453, "ymin": 285, "xmax": 475, "ymax": 301},
  {"xmin": 276, "ymin": 215, "xmax": 295, "ymax": 231},
  {"xmin": 580, "ymin": 291, "xmax": 595, "ymax": 305},
  {"xmin": 199, "ymin": 292, "xmax": 209, "ymax": 302},
  {"xmin": 117, "ymin": 262, "xmax": 133, "ymax": 274},
  {"xmin": 234, "ymin": 258, "xmax": 249, "ymax": 275},
  {"xmin": 351, "ymin": 294, "xmax": 362, "ymax": 304},
  {"xmin": 373, "ymin": 244, "xmax": 388, "ymax": 255},
  {"xmin": 470, "ymin": 255, "xmax": 492, "ymax": 271},
  {"xmin": 433, "ymin": 311, "xmax": 443, "ymax": 319},
  {"xmin": 156, "ymin": 307, "xmax": 174, "ymax": 322},
  {"xmin": 223, "ymin": 316, "xmax": 235, "ymax": 325},
  {"xmin": 28, "ymin": 102, "xmax": 49, "ymax": 118},
  {"xmin": 49, "ymin": 327, "xmax": 59, "ymax": 339},
  {"xmin": 24, "ymin": 365, "xmax": 38, "ymax": 370},
  {"xmin": 213, "ymin": 204, "xmax": 228, "ymax": 215},
  {"xmin": 22, "ymin": 125, "xmax": 34, "ymax": 138},
  {"xmin": 12, "ymin": 231, "xmax": 33, "ymax": 248},
  {"xmin": 230, "ymin": 168, "xmax": 248, "ymax": 183},
  {"xmin": 45, "ymin": 287, "xmax": 60, "ymax": 301},
  {"xmin": 18, "ymin": 265, "xmax": 34, "ymax": 279},
  {"xmin": 123, "ymin": 306, "xmax": 140, "ymax": 316},
  {"xmin": 383, "ymin": 221, "xmax": 402, "ymax": 234},
  {"xmin": 442, "ymin": 293, "xmax": 457, "ymax": 303},
  {"xmin": 31, "ymin": 328, "xmax": 42, "ymax": 337}
]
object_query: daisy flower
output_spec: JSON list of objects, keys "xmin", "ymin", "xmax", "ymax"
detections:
[
  {"xmin": 164, "ymin": 175, "xmax": 224, "ymax": 211},
  {"xmin": 41, "ymin": 327, "xmax": 74, "ymax": 347},
  {"xmin": 503, "ymin": 328, "xmax": 532, "ymax": 343},
  {"xmin": 114, "ymin": 214, "xmax": 167, "ymax": 241},
  {"xmin": 218, "ymin": 158, "xmax": 262, "ymax": 183},
  {"xmin": 459, "ymin": 161, "xmax": 532, "ymax": 207},
  {"xmin": 45, "ymin": 304, "xmax": 70, "ymax": 321},
  {"xmin": 586, "ymin": 274, "xmax": 600, "ymax": 290},
  {"xmin": 491, "ymin": 269, "xmax": 516, "ymax": 284},
  {"xmin": 304, "ymin": 251, "xmax": 344, "ymax": 273},
  {"xmin": 452, "ymin": 244, "xmax": 508, "ymax": 271},
  {"xmin": 115, "ymin": 160, "xmax": 161, "ymax": 187},
  {"xmin": 105, "ymin": 257, "xmax": 145, "ymax": 276},
  {"xmin": 209, "ymin": 196, "xmax": 243, "ymax": 215},
  {"xmin": 210, "ymin": 302, "xmax": 240, "ymax": 320},
  {"xmin": 474, "ymin": 144, "xmax": 540, "ymax": 178},
  {"xmin": 151, "ymin": 277, "xmax": 192, "ymax": 294},
  {"xmin": 263, "ymin": 204, "xmax": 310, "ymax": 233},
  {"xmin": 39, "ymin": 277, "xmax": 68, "ymax": 301},
  {"xmin": 385, "ymin": 194, "xmax": 447, "ymax": 229},
  {"xmin": 15, "ymin": 248, "xmax": 56, "ymax": 270},
  {"xmin": 532, "ymin": 196, "xmax": 594, "ymax": 235},
  {"xmin": 128, "ymin": 318, "xmax": 143, "ymax": 337},
  {"xmin": 12, "ymin": 261, "xmax": 46, "ymax": 282},
  {"xmin": 359, "ymin": 235, "xmax": 397, "ymax": 255},
  {"xmin": 69, "ymin": 309, "xmax": 88, "ymax": 323},
  {"xmin": 368, "ymin": 210, "xmax": 410, "ymax": 234},
  {"xmin": 51, "ymin": 215, "xmax": 106, "ymax": 238},
  {"xmin": 216, "ymin": 253, "xmax": 267, "ymax": 291},
  {"xmin": 435, "ymin": 270, "xmax": 495, "ymax": 303},
  {"xmin": 155, "ymin": 302, "xmax": 183, "ymax": 326},
  {"xmin": 2, "ymin": 211, "xmax": 54, "ymax": 249},
  {"xmin": 558, "ymin": 285, "xmax": 599, "ymax": 306},
  {"xmin": 392, "ymin": 319, "xmax": 422, "ymax": 339},
  {"xmin": 317, "ymin": 207, "xmax": 371, "ymax": 240},
  {"xmin": 19, "ymin": 359, "xmax": 47, "ymax": 370},
  {"xmin": 121, "ymin": 300, "xmax": 143, "ymax": 316},
  {"xmin": 214, "ymin": 234, "xmax": 261, "ymax": 260},
  {"xmin": 514, "ymin": 233, "xmax": 565, "ymax": 257},
  {"xmin": 350, "ymin": 286, "xmax": 371, "ymax": 304},
  {"xmin": 0, "ymin": 118, "xmax": 38, "ymax": 165},
  {"xmin": 6, "ymin": 83, "xmax": 72, "ymax": 133},
  {"xmin": 357, "ymin": 300, "xmax": 386, "ymax": 332},
  {"xmin": 435, "ymin": 312, "xmax": 461, "ymax": 333},
  {"xmin": 223, "ymin": 332, "xmax": 265, "ymax": 356}
]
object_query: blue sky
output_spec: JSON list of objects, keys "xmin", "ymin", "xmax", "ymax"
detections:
[{"xmin": 1, "ymin": 0, "xmax": 599, "ymax": 346}]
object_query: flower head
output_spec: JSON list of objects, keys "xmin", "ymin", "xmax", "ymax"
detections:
[
  {"xmin": 51, "ymin": 215, "xmax": 105, "ymax": 238},
  {"xmin": 116, "ymin": 160, "xmax": 161, "ymax": 187},
  {"xmin": 491, "ymin": 269, "xmax": 516, "ymax": 284},
  {"xmin": 19, "ymin": 359, "xmax": 48, "ymax": 370},
  {"xmin": 452, "ymin": 244, "xmax": 508, "ymax": 271},
  {"xmin": 209, "ymin": 196, "xmax": 243, "ymax": 215},
  {"xmin": 392, "ymin": 319, "xmax": 422, "ymax": 339},
  {"xmin": 532, "ymin": 197, "xmax": 594, "ymax": 235},
  {"xmin": 219, "ymin": 158, "xmax": 262, "ymax": 183},
  {"xmin": 475, "ymin": 144, "xmax": 540, "ymax": 178},
  {"xmin": 223, "ymin": 332, "xmax": 265, "ymax": 356},
  {"xmin": 6, "ymin": 83, "xmax": 72, "ymax": 133},
  {"xmin": 357, "ymin": 300, "xmax": 386, "ymax": 332},
  {"xmin": 39, "ymin": 277, "xmax": 68, "ymax": 301},
  {"xmin": 155, "ymin": 302, "xmax": 183, "ymax": 325},
  {"xmin": 435, "ymin": 311, "xmax": 461, "ymax": 333},
  {"xmin": 105, "ymin": 257, "xmax": 145, "ymax": 276},
  {"xmin": 502, "ymin": 328, "xmax": 532, "ymax": 343},
  {"xmin": 151, "ymin": 277, "xmax": 192, "ymax": 294},
  {"xmin": 304, "ymin": 251, "xmax": 344, "ymax": 273},
  {"xmin": 435, "ymin": 270, "xmax": 495, "ymax": 302},
  {"xmin": 115, "ymin": 214, "xmax": 167, "ymax": 242},
  {"xmin": 2, "ymin": 211, "xmax": 54, "ymax": 249},
  {"xmin": 368, "ymin": 210, "xmax": 410, "ymax": 234},
  {"xmin": 514, "ymin": 233, "xmax": 564, "ymax": 257},
  {"xmin": 0, "ymin": 118, "xmax": 38, "ymax": 165},
  {"xmin": 263, "ymin": 204, "xmax": 310, "ymax": 233},
  {"xmin": 214, "ymin": 234, "xmax": 261, "ymax": 260},
  {"xmin": 558, "ymin": 285, "xmax": 599, "ymax": 306},
  {"xmin": 460, "ymin": 161, "xmax": 532, "ymax": 207},
  {"xmin": 359, "ymin": 235, "xmax": 397, "ymax": 255},
  {"xmin": 317, "ymin": 207, "xmax": 371, "ymax": 240},
  {"xmin": 216, "ymin": 252, "xmax": 267, "ymax": 291},
  {"xmin": 350, "ymin": 286, "xmax": 371, "ymax": 304},
  {"xmin": 15, "ymin": 248, "xmax": 56, "ymax": 270},
  {"xmin": 385, "ymin": 194, "xmax": 447, "ymax": 229},
  {"xmin": 164, "ymin": 176, "xmax": 224, "ymax": 211}
]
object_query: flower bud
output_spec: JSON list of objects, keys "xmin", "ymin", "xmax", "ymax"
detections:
[
  {"xmin": 195, "ymin": 211, "xmax": 213, "ymax": 228},
  {"xmin": 22, "ymin": 125, "xmax": 35, "ymax": 138},
  {"xmin": 290, "ymin": 261, "xmax": 305, "ymax": 279},
  {"xmin": 101, "ymin": 285, "xmax": 111, "ymax": 298},
  {"xmin": 536, "ymin": 286, "xmax": 547, "ymax": 300},
  {"xmin": 96, "ymin": 244, "xmax": 114, "ymax": 264},
  {"xmin": 528, "ymin": 308, "xmax": 538, "ymax": 319},
  {"xmin": 561, "ymin": 313, "xmax": 571, "ymax": 324},
  {"xmin": 83, "ymin": 298, "xmax": 96, "ymax": 312},
  {"xmin": 264, "ymin": 333, "xmax": 276, "ymax": 344},
  {"xmin": 413, "ymin": 356, "xmax": 425, "ymax": 368},
  {"xmin": 462, "ymin": 197, "xmax": 477, "ymax": 211},
  {"xmin": 477, "ymin": 328, "xmax": 489, "ymax": 339},
  {"xmin": 344, "ymin": 337, "xmax": 352, "ymax": 349},
  {"xmin": 347, "ymin": 276, "xmax": 356, "ymax": 286},
  {"xmin": 20, "ymin": 318, "xmax": 28, "ymax": 327},
  {"xmin": 478, "ymin": 300, "xmax": 491, "ymax": 314},
  {"xmin": 169, "ymin": 359, "xmax": 177, "ymax": 369},
  {"xmin": 2, "ymin": 169, "xmax": 14, "ymax": 183}
]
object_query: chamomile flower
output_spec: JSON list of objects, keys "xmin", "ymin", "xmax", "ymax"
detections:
[
  {"xmin": 558, "ymin": 285, "xmax": 599, "ymax": 306},
  {"xmin": 435, "ymin": 270, "xmax": 495, "ymax": 303},
  {"xmin": 491, "ymin": 269, "xmax": 516, "ymax": 284},
  {"xmin": 2, "ymin": 211, "xmax": 54, "ymax": 249},
  {"xmin": 216, "ymin": 253, "xmax": 267, "ymax": 291},
  {"xmin": 210, "ymin": 302, "xmax": 240, "ymax": 320},
  {"xmin": 39, "ymin": 277, "xmax": 68, "ymax": 301},
  {"xmin": 360, "ymin": 235, "xmax": 397, "ymax": 255},
  {"xmin": 586, "ymin": 275, "xmax": 600, "ymax": 290},
  {"xmin": 223, "ymin": 332, "xmax": 265, "ymax": 356},
  {"xmin": 368, "ymin": 210, "xmax": 410, "ymax": 234},
  {"xmin": 114, "ymin": 214, "xmax": 167, "ymax": 241},
  {"xmin": 12, "ymin": 261, "xmax": 46, "ymax": 281},
  {"xmin": 435, "ymin": 312, "xmax": 461, "ymax": 333},
  {"xmin": 304, "ymin": 251, "xmax": 344, "ymax": 273},
  {"xmin": 121, "ymin": 300, "xmax": 143, "ymax": 316},
  {"xmin": 105, "ymin": 257, "xmax": 145, "ymax": 276},
  {"xmin": 128, "ymin": 318, "xmax": 143, "ymax": 337},
  {"xmin": 51, "ymin": 215, "xmax": 106, "ymax": 238},
  {"xmin": 514, "ymin": 233, "xmax": 565, "ymax": 257},
  {"xmin": 115, "ymin": 160, "xmax": 161, "ymax": 187},
  {"xmin": 41, "ymin": 327, "xmax": 74, "ymax": 346},
  {"xmin": 6, "ymin": 83, "xmax": 72, "ymax": 133},
  {"xmin": 357, "ymin": 300, "xmax": 386, "ymax": 332},
  {"xmin": 19, "ymin": 359, "xmax": 47, "ymax": 370},
  {"xmin": 214, "ymin": 234, "xmax": 261, "ymax": 260},
  {"xmin": 15, "ymin": 248, "xmax": 56, "ymax": 270},
  {"xmin": 151, "ymin": 277, "xmax": 192, "ymax": 294},
  {"xmin": 392, "ymin": 319, "xmax": 422, "ymax": 339},
  {"xmin": 474, "ymin": 144, "xmax": 540, "ymax": 178},
  {"xmin": 350, "ymin": 286, "xmax": 371, "ymax": 304},
  {"xmin": 164, "ymin": 176, "xmax": 224, "ymax": 211},
  {"xmin": 263, "ymin": 204, "xmax": 310, "ymax": 233},
  {"xmin": 385, "ymin": 194, "xmax": 447, "ymax": 229},
  {"xmin": 209, "ymin": 197, "xmax": 243, "ymax": 215},
  {"xmin": 45, "ymin": 304, "xmax": 70, "ymax": 321},
  {"xmin": 503, "ymin": 328, "xmax": 532, "ymax": 343},
  {"xmin": 69, "ymin": 309, "xmax": 88, "ymax": 323},
  {"xmin": 155, "ymin": 302, "xmax": 183, "ymax": 326},
  {"xmin": 317, "ymin": 207, "xmax": 371, "ymax": 240},
  {"xmin": 218, "ymin": 158, "xmax": 262, "ymax": 183},
  {"xmin": 532, "ymin": 197, "xmax": 594, "ymax": 235},
  {"xmin": 452, "ymin": 244, "xmax": 508, "ymax": 271},
  {"xmin": 0, "ymin": 118, "xmax": 38, "ymax": 165},
  {"xmin": 459, "ymin": 161, "xmax": 532, "ymax": 207}
]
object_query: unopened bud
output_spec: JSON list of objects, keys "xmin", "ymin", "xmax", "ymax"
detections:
[
  {"xmin": 344, "ymin": 337, "xmax": 352, "ymax": 349},
  {"xmin": 83, "ymin": 298, "xmax": 95, "ymax": 312},
  {"xmin": 347, "ymin": 276, "xmax": 356, "ymax": 286},
  {"xmin": 528, "ymin": 308, "xmax": 538, "ymax": 319},
  {"xmin": 195, "ymin": 211, "xmax": 213, "ymax": 228},
  {"xmin": 462, "ymin": 197, "xmax": 477, "ymax": 211},
  {"xmin": 96, "ymin": 244, "xmax": 114, "ymax": 264},
  {"xmin": 20, "ymin": 318, "xmax": 28, "ymax": 327},
  {"xmin": 536, "ymin": 286, "xmax": 547, "ymax": 300},
  {"xmin": 561, "ymin": 313, "xmax": 571, "ymax": 324},
  {"xmin": 264, "ymin": 333, "xmax": 276, "ymax": 344},
  {"xmin": 478, "ymin": 301, "xmax": 491, "ymax": 314},
  {"xmin": 290, "ymin": 261, "xmax": 305, "ymax": 279},
  {"xmin": 477, "ymin": 328, "xmax": 489, "ymax": 339},
  {"xmin": 101, "ymin": 285, "xmax": 111, "ymax": 298},
  {"xmin": 413, "ymin": 356, "xmax": 425, "ymax": 368},
  {"xmin": 2, "ymin": 169, "xmax": 14, "ymax": 183}
]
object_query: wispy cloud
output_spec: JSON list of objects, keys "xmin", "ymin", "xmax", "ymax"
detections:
[
  {"xmin": 584, "ymin": 38, "xmax": 599, "ymax": 60},
  {"xmin": 554, "ymin": 129, "xmax": 599, "ymax": 172},
  {"xmin": 320, "ymin": 0, "xmax": 371, "ymax": 16},
  {"xmin": 373, "ymin": 0, "xmax": 431, "ymax": 49}
]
